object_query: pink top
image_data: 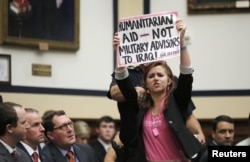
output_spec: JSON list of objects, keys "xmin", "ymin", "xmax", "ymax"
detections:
[{"xmin": 143, "ymin": 110, "xmax": 189, "ymax": 162}]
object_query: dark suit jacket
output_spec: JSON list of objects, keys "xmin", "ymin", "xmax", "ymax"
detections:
[
  {"xmin": 90, "ymin": 140, "xmax": 106, "ymax": 162},
  {"xmin": 199, "ymin": 141, "xmax": 218, "ymax": 162},
  {"xmin": 0, "ymin": 142, "xmax": 32, "ymax": 162},
  {"xmin": 16, "ymin": 142, "xmax": 44, "ymax": 162},
  {"xmin": 41, "ymin": 142, "xmax": 96, "ymax": 162}
]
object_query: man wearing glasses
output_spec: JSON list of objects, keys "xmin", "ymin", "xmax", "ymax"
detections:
[{"xmin": 41, "ymin": 110, "xmax": 96, "ymax": 162}]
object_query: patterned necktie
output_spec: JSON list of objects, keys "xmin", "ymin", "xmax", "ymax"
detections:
[
  {"xmin": 32, "ymin": 152, "xmax": 39, "ymax": 162},
  {"xmin": 66, "ymin": 151, "xmax": 75, "ymax": 162},
  {"xmin": 11, "ymin": 150, "xmax": 18, "ymax": 162}
]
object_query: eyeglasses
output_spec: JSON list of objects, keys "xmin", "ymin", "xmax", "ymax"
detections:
[{"xmin": 53, "ymin": 121, "xmax": 74, "ymax": 131}]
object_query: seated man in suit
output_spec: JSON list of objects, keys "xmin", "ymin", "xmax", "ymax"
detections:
[
  {"xmin": 199, "ymin": 115, "xmax": 235, "ymax": 162},
  {"xmin": 0, "ymin": 102, "xmax": 31, "ymax": 162},
  {"xmin": 42, "ymin": 110, "xmax": 96, "ymax": 162},
  {"xmin": 90, "ymin": 115, "xmax": 117, "ymax": 162},
  {"xmin": 17, "ymin": 108, "xmax": 45, "ymax": 162}
]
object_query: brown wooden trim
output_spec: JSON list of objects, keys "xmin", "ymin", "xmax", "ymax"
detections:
[{"xmin": 198, "ymin": 118, "xmax": 249, "ymax": 145}]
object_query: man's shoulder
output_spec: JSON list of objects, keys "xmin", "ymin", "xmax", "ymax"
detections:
[
  {"xmin": 41, "ymin": 142, "xmax": 57, "ymax": 153},
  {"xmin": 40, "ymin": 143, "xmax": 61, "ymax": 162},
  {"xmin": 73, "ymin": 143, "xmax": 96, "ymax": 160},
  {"xmin": 0, "ymin": 142, "xmax": 7, "ymax": 151},
  {"xmin": 73, "ymin": 143, "xmax": 96, "ymax": 162},
  {"xmin": 208, "ymin": 141, "xmax": 218, "ymax": 146},
  {"xmin": 16, "ymin": 142, "xmax": 26, "ymax": 151},
  {"xmin": 0, "ymin": 142, "xmax": 9, "ymax": 157},
  {"xmin": 16, "ymin": 147, "xmax": 32, "ymax": 162},
  {"xmin": 89, "ymin": 140, "xmax": 102, "ymax": 148},
  {"xmin": 74, "ymin": 143, "xmax": 93, "ymax": 150}
]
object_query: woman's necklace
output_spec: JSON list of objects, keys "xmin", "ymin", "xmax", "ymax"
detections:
[
  {"xmin": 151, "ymin": 110, "xmax": 163, "ymax": 136},
  {"xmin": 151, "ymin": 98, "xmax": 165, "ymax": 136}
]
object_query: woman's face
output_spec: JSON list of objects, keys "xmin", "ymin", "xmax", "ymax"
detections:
[{"xmin": 145, "ymin": 65, "xmax": 171, "ymax": 94}]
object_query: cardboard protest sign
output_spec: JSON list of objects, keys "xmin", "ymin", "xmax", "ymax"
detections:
[{"xmin": 117, "ymin": 11, "xmax": 180, "ymax": 67}]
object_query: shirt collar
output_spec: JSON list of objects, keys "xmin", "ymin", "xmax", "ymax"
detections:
[
  {"xmin": 97, "ymin": 138, "xmax": 110, "ymax": 152},
  {"xmin": 0, "ymin": 140, "xmax": 16, "ymax": 154},
  {"xmin": 20, "ymin": 141, "xmax": 39, "ymax": 156},
  {"xmin": 58, "ymin": 146, "xmax": 74, "ymax": 157}
]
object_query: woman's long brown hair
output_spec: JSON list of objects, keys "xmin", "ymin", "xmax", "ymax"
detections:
[{"xmin": 139, "ymin": 61, "xmax": 175, "ymax": 109}]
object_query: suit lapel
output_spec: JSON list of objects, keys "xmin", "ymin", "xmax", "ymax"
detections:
[
  {"xmin": 0, "ymin": 142, "xmax": 15, "ymax": 162},
  {"xmin": 48, "ymin": 143, "xmax": 67, "ymax": 162},
  {"xmin": 137, "ymin": 108, "xmax": 147, "ymax": 131},
  {"xmin": 74, "ymin": 144, "xmax": 87, "ymax": 161},
  {"xmin": 16, "ymin": 142, "xmax": 33, "ymax": 162},
  {"xmin": 38, "ymin": 145, "xmax": 44, "ymax": 162}
]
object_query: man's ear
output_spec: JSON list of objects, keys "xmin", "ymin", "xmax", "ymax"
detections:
[{"xmin": 6, "ymin": 124, "xmax": 14, "ymax": 134}]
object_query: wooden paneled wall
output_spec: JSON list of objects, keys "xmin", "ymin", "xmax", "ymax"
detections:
[{"xmin": 199, "ymin": 118, "xmax": 249, "ymax": 145}]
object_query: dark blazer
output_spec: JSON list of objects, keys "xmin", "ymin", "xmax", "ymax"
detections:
[
  {"xmin": 90, "ymin": 140, "xmax": 106, "ymax": 162},
  {"xmin": 0, "ymin": 142, "xmax": 32, "ymax": 162},
  {"xmin": 199, "ymin": 141, "xmax": 218, "ymax": 162},
  {"xmin": 16, "ymin": 142, "xmax": 44, "ymax": 162},
  {"xmin": 41, "ymin": 142, "xmax": 96, "ymax": 162},
  {"xmin": 116, "ymin": 73, "xmax": 202, "ymax": 162},
  {"xmin": 107, "ymin": 67, "xmax": 143, "ymax": 146}
]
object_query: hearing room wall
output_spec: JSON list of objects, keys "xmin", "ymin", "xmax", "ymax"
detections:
[{"xmin": 0, "ymin": 0, "xmax": 249, "ymax": 119}]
